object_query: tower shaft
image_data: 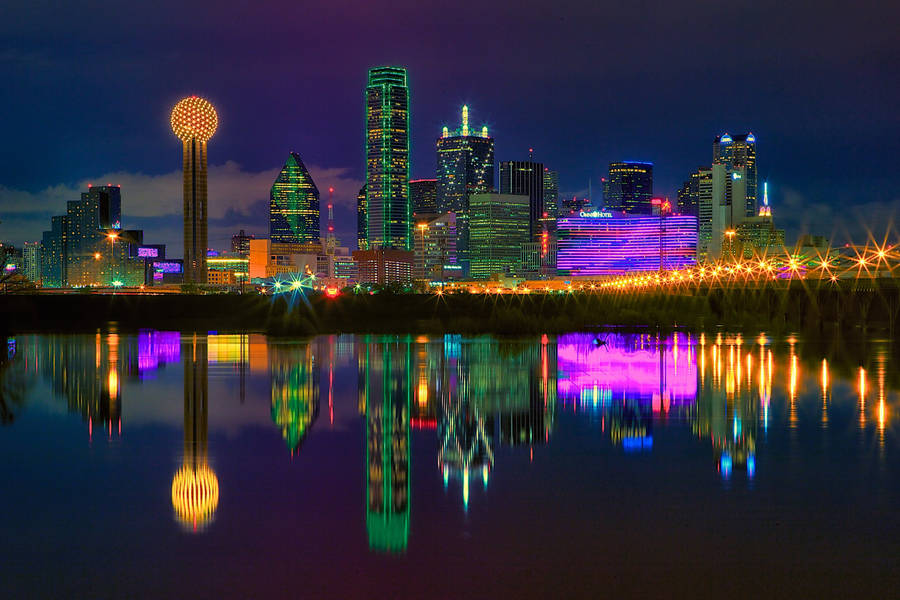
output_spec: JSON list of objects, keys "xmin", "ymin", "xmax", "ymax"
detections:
[{"xmin": 182, "ymin": 138, "xmax": 208, "ymax": 284}]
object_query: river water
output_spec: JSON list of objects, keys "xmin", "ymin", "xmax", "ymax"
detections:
[{"xmin": 2, "ymin": 331, "xmax": 898, "ymax": 598}]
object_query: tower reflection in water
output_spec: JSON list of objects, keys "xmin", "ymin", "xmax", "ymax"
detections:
[
  {"xmin": 171, "ymin": 333, "xmax": 219, "ymax": 532},
  {"xmin": 270, "ymin": 342, "xmax": 319, "ymax": 454},
  {"xmin": 693, "ymin": 335, "xmax": 759, "ymax": 478},
  {"xmin": 361, "ymin": 337, "xmax": 410, "ymax": 553}
]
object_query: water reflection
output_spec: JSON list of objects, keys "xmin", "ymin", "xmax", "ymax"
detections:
[
  {"xmin": 362, "ymin": 339, "xmax": 410, "ymax": 553},
  {"xmin": 171, "ymin": 333, "xmax": 218, "ymax": 532},
  {"xmin": 4, "ymin": 329, "xmax": 900, "ymax": 550}
]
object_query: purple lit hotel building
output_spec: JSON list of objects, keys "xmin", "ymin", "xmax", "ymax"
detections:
[{"xmin": 556, "ymin": 211, "xmax": 697, "ymax": 276}]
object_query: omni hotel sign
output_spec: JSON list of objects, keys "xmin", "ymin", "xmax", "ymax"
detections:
[{"xmin": 579, "ymin": 210, "xmax": 614, "ymax": 218}]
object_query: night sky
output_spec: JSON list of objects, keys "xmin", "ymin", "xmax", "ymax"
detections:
[{"xmin": 1, "ymin": 0, "xmax": 898, "ymax": 254}]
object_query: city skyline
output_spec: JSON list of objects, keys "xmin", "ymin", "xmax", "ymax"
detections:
[{"xmin": 1, "ymin": 1, "xmax": 897, "ymax": 253}]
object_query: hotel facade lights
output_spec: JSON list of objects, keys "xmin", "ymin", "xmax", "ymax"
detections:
[{"xmin": 556, "ymin": 211, "xmax": 698, "ymax": 276}]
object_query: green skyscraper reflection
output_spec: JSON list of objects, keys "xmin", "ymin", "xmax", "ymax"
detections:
[{"xmin": 362, "ymin": 338, "xmax": 410, "ymax": 553}]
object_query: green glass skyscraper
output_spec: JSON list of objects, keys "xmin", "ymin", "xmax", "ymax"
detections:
[
  {"xmin": 269, "ymin": 152, "xmax": 320, "ymax": 244},
  {"xmin": 365, "ymin": 67, "xmax": 411, "ymax": 250},
  {"xmin": 468, "ymin": 192, "xmax": 531, "ymax": 280}
]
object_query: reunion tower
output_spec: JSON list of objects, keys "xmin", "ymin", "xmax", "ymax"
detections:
[{"xmin": 171, "ymin": 96, "xmax": 218, "ymax": 284}]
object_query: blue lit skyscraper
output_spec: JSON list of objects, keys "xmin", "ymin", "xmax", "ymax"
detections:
[{"xmin": 713, "ymin": 133, "xmax": 757, "ymax": 217}]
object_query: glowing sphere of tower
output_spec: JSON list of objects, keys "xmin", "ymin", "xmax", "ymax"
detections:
[
  {"xmin": 170, "ymin": 96, "xmax": 218, "ymax": 143},
  {"xmin": 171, "ymin": 464, "xmax": 219, "ymax": 531}
]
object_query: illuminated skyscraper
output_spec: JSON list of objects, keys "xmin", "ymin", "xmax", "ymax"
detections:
[
  {"xmin": 713, "ymin": 133, "xmax": 757, "ymax": 217},
  {"xmin": 357, "ymin": 185, "xmax": 368, "ymax": 250},
  {"xmin": 677, "ymin": 168, "xmax": 706, "ymax": 217},
  {"xmin": 413, "ymin": 212, "xmax": 458, "ymax": 281},
  {"xmin": 604, "ymin": 161, "xmax": 653, "ymax": 215},
  {"xmin": 499, "ymin": 160, "xmax": 544, "ymax": 239},
  {"xmin": 171, "ymin": 96, "xmax": 218, "ymax": 284},
  {"xmin": 40, "ymin": 216, "xmax": 70, "ymax": 287},
  {"xmin": 468, "ymin": 193, "xmax": 531, "ymax": 279},
  {"xmin": 269, "ymin": 152, "xmax": 320, "ymax": 244},
  {"xmin": 40, "ymin": 184, "xmax": 144, "ymax": 287},
  {"xmin": 366, "ymin": 66, "xmax": 411, "ymax": 250},
  {"xmin": 231, "ymin": 229, "xmax": 254, "ymax": 257},
  {"xmin": 436, "ymin": 106, "xmax": 495, "ymax": 272},
  {"xmin": 410, "ymin": 179, "xmax": 438, "ymax": 215},
  {"xmin": 22, "ymin": 241, "xmax": 41, "ymax": 283},
  {"xmin": 694, "ymin": 167, "xmax": 714, "ymax": 260},
  {"xmin": 542, "ymin": 168, "xmax": 559, "ymax": 219}
]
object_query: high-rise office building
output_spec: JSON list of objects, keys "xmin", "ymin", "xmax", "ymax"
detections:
[
  {"xmin": 542, "ymin": 168, "xmax": 559, "ymax": 218},
  {"xmin": 357, "ymin": 185, "xmax": 368, "ymax": 251},
  {"xmin": 413, "ymin": 212, "xmax": 458, "ymax": 281},
  {"xmin": 694, "ymin": 167, "xmax": 714, "ymax": 260},
  {"xmin": 677, "ymin": 168, "xmax": 705, "ymax": 217},
  {"xmin": 171, "ymin": 96, "xmax": 218, "ymax": 284},
  {"xmin": 41, "ymin": 216, "xmax": 69, "ymax": 287},
  {"xmin": 269, "ymin": 152, "xmax": 320, "ymax": 244},
  {"xmin": 410, "ymin": 179, "xmax": 438, "ymax": 215},
  {"xmin": 468, "ymin": 193, "xmax": 531, "ymax": 280},
  {"xmin": 702, "ymin": 163, "xmax": 749, "ymax": 259},
  {"xmin": 366, "ymin": 66, "xmax": 411, "ymax": 250},
  {"xmin": 436, "ymin": 105, "xmax": 494, "ymax": 274},
  {"xmin": 560, "ymin": 195, "xmax": 588, "ymax": 217},
  {"xmin": 40, "ymin": 185, "xmax": 145, "ymax": 287},
  {"xmin": 713, "ymin": 133, "xmax": 757, "ymax": 217},
  {"xmin": 23, "ymin": 241, "xmax": 41, "ymax": 283},
  {"xmin": 231, "ymin": 229, "xmax": 255, "ymax": 257},
  {"xmin": 604, "ymin": 162, "xmax": 653, "ymax": 215},
  {"xmin": 499, "ymin": 161, "xmax": 544, "ymax": 239},
  {"xmin": 352, "ymin": 249, "xmax": 414, "ymax": 285}
]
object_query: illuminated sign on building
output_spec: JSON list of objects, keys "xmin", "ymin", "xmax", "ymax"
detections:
[
  {"xmin": 137, "ymin": 247, "xmax": 159, "ymax": 258},
  {"xmin": 578, "ymin": 210, "xmax": 613, "ymax": 218},
  {"xmin": 152, "ymin": 261, "xmax": 183, "ymax": 274}
]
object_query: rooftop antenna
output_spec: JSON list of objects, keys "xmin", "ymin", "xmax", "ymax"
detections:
[
  {"xmin": 461, "ymin": 105, "xmax": 469, "ymax": 137},
  {"xmin": 529, "ymin": 147, "xmax": 534, "ymax": 160},
  {"xmin": 326, "ymin": 186, "xmax": 336, "ymax": 253}
]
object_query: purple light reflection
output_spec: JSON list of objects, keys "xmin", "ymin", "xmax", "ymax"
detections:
[
  {"xmin": 557, "ymin": 333, "xmax": 697, "ymax": 405},
  {"xmin": 138, "ymin": 331, "xmax": 180, "ymax": 377}
]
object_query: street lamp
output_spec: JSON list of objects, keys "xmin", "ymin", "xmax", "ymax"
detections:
[{"xmin": 107, "ymin": 231, "xmax": 120, "ymax": 287}]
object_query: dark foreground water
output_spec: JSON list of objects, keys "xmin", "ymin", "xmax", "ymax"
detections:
[{"xmin": 2, "ymin": 331, "xmax": 899, "ymax": 598}]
